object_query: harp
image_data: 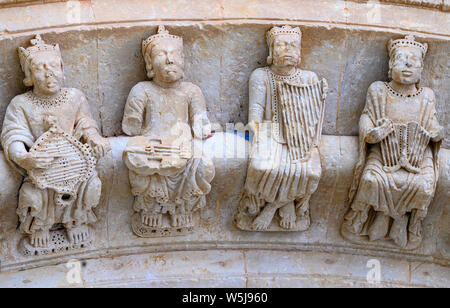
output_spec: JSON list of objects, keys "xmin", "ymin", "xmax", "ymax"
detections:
[
  {"xmin": 380, "ymin": 120, "xmax": 430, "ymax": 173},
  {"xmin": 277, "ymin": 79, "xmax": 327, "ymax": 162},
  {"xmin": 28, "ymin": 125, "xmax": 96, "ymax": 200}
]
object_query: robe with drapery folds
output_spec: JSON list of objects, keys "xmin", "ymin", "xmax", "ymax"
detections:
[
  {"xmin": 243, "ymin": 67, "xmax": 322, "ymax": 210},
  {"xmin": 1, "ymin": 88, "xmax": 102, "ymax": 234},
  {"xmin": 346, "ymin": 81, "xmax": 441, "ymax": 244},
  {"xmin": 122, "ymin": 81, "xmax": 214, "ymax": 216}
]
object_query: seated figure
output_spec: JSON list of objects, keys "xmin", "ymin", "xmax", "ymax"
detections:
[
  {"xmin": 235, "ymin": 26, "xmax": 328, "ymax": 231},
  {"xmin": 122, "ymin": 26, "xmax": 215, "ymax": 237},
  {"xmin": 343, "ymin": 35, "xmax": 444, "ymax": 249},
  {"xmin": 0, "ymin": 35, "xmax": 110, "ymax": 253}
]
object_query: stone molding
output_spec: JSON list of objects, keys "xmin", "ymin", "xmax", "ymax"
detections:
[
  {"xmin": 1, "ymin": 249, "xmax": 449, "ymax": 287},
  {"xmin": 1, "ymin": 0, "xmax": 449, "ymax": 12}
]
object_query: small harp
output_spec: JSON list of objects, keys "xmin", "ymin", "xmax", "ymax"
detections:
[
  {"xmin": 28, "ymin": 125, "xmax": 96, "ymax": 198},
  {"xmin": 379, "ymin": 120, "xmax": 430, "ymax": 173},
  {"xmin": 277, "ymin": 79, "xmax": 327, "ymax": 162}
]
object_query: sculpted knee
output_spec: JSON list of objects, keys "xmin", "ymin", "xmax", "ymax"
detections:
[
  {"xmin": 84, "ymin": 175, "xmax": 102, "ymax": 207},
  {"xmin": 18, "ymin": 182, "xmax": 41, "ymax": 208},
  {"xmin": 417, "ymin": 179, "xmax": 434, "ymax": 198},
  {"xmin": 361, "ymin": 170, "xmax": 378, "ymax": 187},
  {"xmin": 307, "ymin": 165, "xmax": 322, "ymax": 185},
  {"xmin": 200, "ymin": 156, "xmax": 215, "ymax": 182}
]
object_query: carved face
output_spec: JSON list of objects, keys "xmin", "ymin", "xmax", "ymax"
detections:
[
  {"xmin": 390, "ymin": 47, "xmax": 423, "ymax": 85},
  {"xmin": 272, "ymin": 34, "xmax": 301, "ymax": 67},
  {"xmin": 29, "ymin": 51, "xmax": 64, "ymax": 95},
  {"xmin": 150, "ymin": 38, "xmax": 184, "ymax": 83}
]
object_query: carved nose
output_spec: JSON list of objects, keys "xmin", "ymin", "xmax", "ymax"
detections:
[{"xmin": 405, "ymin": 58, "xmax": 413, "ymax": 67}]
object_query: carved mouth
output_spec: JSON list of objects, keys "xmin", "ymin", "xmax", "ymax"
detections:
[
  {"xmin": 402, "ymin": 70, "xmax": 413, "ymax": 76},
  {"xmin": 46, "ymin": 79, "xmax": 57, "ymax": 86},
  {"xmin": 164, "ymin": 66, "xmax": 179, "ymax": 73}
]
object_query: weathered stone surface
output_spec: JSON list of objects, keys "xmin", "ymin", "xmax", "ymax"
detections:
[
  {"xmin": 0, "ymin": 24, "xmax": 448, "ymax": 147},
  {"xmin": 1, "ymin": 249, "xmax": 448, "ymax": 287},
  {"xmin": 0, "ymin": 0, "xmax": 448, "ymax": 288},
  {"xmin": 0, "ymin": 134, "xmax": 448, "ymax": 274}
]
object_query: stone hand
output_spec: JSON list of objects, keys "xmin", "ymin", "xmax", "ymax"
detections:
[
  {"xmin": 366, "ymin": 118, "xmax": 394, "ymax": 144},
  {"xmin": 88, "ymin": 135, "xmax": 111, "ymax": 158},
  {"xmin": 193, "ymin": 118, "xmax": 212, "ymax": 140},
  {"xmin": 247, "ymin": 121, "xmax": 259, "ymax": 135},
  {"xmin": 430, "ymin": 125, "xmax": 444, "ymax": 142},
  {"xmin": 321, "ymin": 79, "xmax": 329, "ymax": 100},
  {"xmin": 16, "ymin": 152, "xmax": 54, "ymax": 171}
]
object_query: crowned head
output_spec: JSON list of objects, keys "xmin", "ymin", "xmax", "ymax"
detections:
[
  {"xmin": 387, "ymin": 35, "xmax": 428, "ymax": 85},
  {"xmin": 141, "ymin": 26, "xmax": 184, "ymax": 83},
  {"xmin": 18, "ymin": 35, "xmax": 64, "ymax": 95},
  {"xmin": 266, "ymin": 25, "xmax": 302, "ymax": 68}
]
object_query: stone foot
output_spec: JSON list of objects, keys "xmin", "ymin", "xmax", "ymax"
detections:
[
  {"xmin": 343, "ymin": 208, "xmax": 368, "ymax": 234},
  {"xmin": 389, "ymin": 215, "xmax": 408, "ymax": 248},
  {"xmin": 295, "ymin": 199, "xmax": 311, "ymax": 229},
  {"xmin": 30, "ymin": 230, "xmax": 50, "ymax": 248},
  {"xmin": 251, "ymin": 203, "xmax": 278, "ymax": 231},
  {"xmin": 279, "ymin": 202, "xmax": 296, "ymax": 229},
  {"xmin": 240, "ymin": 194, "xmax": 259, "ymax": 215},
  {"xmin": 368, "ymin": 212, "xmax": 390, "ymax": 241},
  {"xmin": 67, "ymin": 225, "xmax": 90, "ymax": 245},
  {"xmin": 171, "ymin": 213, "xmax": 193, "ymax": 228},
  {"xmin": 142, "ymin": 213, "xmax": 163, "ymax": 228}
]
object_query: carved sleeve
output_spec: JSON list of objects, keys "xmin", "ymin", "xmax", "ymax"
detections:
[
  {"xmin": 0, "ymin": 99, "xmax": 34, "ymax": 155},
  {"xmin": 122, "ymin": 84, "xmax": 147, "ymax": 136},
  {"xmin": 426, "ymin": 91, "xmax": 444, "ymax": 142},
  {"xmin": 248, "ymin": 69, "xmax": 266, "ymax": 125},
  {"xmin": 361, "ymin": 82, "xmax": 383, "ymax": 143},
  {"xmin": 0, "ymin": 98, "xmax": 35, "ymax": 174},
  {"xmin": 188, "ymin": 84, "xmax": 209, "ymax": 125}
]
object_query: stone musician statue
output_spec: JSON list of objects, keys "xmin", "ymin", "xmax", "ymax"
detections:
[
  {"xmin": 235, "ymin": 25, "xmax": 328, "ymax": 231},
  {"xmin": 122, "ymin": 26, "xmax": 215, "ymax": 237},
  {"xmin": 1, "ymin": 35, "xmax": 110, "ymax": 252},
  {"xmin": 343, "ymin": 35, "xmax": 444, "ymax": 249}
]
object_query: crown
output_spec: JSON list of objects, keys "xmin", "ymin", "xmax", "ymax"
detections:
[
  {"xmin": 142, "ymin": 25, "xmax": 183, "ymax": 55},
  {"xmin": 388, "ymin": 35, "xmax": 428, "ymax": 59},
  {"xmin": 266, "ymin": 25, "xmax": 302, "ymax": 45},
  {"xmin": 18, "ymin": 35, "xmax": 61, "ymax": 68}
]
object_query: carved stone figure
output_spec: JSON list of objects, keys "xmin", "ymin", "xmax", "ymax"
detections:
[
  {"xmin": 0, "ymin": 35, "xmax": 110, "ymax": 255},
  {"xmin": 122, "ymin": 26, "xmax": 215, "ymax": 237},
  {"xmin": 343, "ymin": 35, "xmax": 444, "ymax": 249},
  {"xmin": 234, "ymin": 25, "xmax": 328, "ymax": 231}
]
